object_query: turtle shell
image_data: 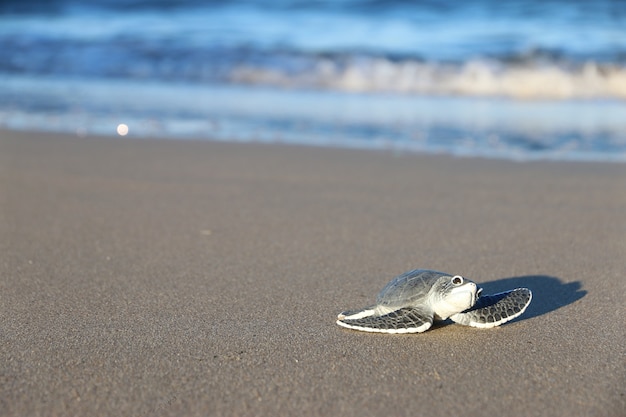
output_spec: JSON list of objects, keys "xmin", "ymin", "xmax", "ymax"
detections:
[{"xmin": 376, "ymin": 269, "xmax": 451, "ymax": 307}]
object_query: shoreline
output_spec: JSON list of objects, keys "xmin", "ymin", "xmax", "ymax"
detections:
[
  {"xmin": 3, "ymin": 126, "xmax": 626, "ymax": 166},
  {"xmin": 2, "ymin": 129, "xmax": 624, "ymax": 416}
]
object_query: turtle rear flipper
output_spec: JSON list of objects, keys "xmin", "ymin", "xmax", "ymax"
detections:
[
  {"xmin": 337, "ymin": 306, "xmax": 433, "ymax": 334},
  {"xmin": 449, "ymin": 288, "xmax": 532, "ymax": 329}
]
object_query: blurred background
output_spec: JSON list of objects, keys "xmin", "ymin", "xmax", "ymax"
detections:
[{"xmin": 1, "ymin": 0, "xmax": 625, "ymax": 161}]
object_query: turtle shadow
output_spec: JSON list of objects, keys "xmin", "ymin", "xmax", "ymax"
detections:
[{"xmin": 475, "ymin": 275, "xmax": 586, "ymax": 322}]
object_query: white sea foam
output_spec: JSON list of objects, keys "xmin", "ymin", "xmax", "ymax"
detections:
[{"xmin": 230, "ymin": 58, "xmax": 626, "ymax": 100}]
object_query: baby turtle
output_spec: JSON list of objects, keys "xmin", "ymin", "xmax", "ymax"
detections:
[{"xmin": 337, "ymin": 269, "xmax": 532, "ymax": 333}]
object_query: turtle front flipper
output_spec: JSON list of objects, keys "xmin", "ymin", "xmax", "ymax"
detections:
[
  {"xmin": 449, "ymin": 288, "xmax": 532, "ymax": 329},
  {"xmin": 337, "ymin": 306, "xmax": 433, "ymax": 334}
]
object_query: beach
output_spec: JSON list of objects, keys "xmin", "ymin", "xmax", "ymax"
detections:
[{"xmin": 1, "ymin": 129, "xmax": 625, "ymax": 416}]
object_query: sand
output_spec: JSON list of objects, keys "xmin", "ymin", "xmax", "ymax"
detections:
[{"xmin": 1, "ymin": 129, "xmax": 625, "ymax": 416}]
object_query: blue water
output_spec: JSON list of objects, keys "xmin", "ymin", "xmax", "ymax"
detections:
[{"xmin": 1, "ymin": 0, "xmax": 625, "ymax": 161}]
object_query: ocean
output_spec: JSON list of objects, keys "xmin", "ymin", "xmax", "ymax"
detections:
[{"xmin": 1, "ymin": 0, "xmax": 625, "ymax": 161}]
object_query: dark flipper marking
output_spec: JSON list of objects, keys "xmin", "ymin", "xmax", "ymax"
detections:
[
  {"xmin": 337, "ymin": 307, "xmax": 433, "ymax": 333},
  {"xmin": 450, "ymin": 288, "xmax": 532, "ymax": 328}
]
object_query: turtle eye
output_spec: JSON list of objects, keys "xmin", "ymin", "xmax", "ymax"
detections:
[{"xmin": 451, "ymin": 275, "xmax": 463, "ymax": 285}]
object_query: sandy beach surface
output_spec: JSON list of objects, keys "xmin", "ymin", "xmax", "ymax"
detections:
[{"xmin": 1, "ymin": 130, "xmax": 624, "ymax": 416}]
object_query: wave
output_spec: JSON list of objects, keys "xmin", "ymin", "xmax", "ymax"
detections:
[
  {"xmin": 230, "ymin": 55, "xmax": 626, "ymax": 100},
  {"xmin": 2, "ymin": 0, "xmax": 625, "ymax": 102},
  {"xmin": 2, "ymin": 37, "xmax": 625, "ymax": 101}
]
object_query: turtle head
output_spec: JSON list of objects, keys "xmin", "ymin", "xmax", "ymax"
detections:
[{"xmin": 430, "ymin": 275, "xmax": 480, "ymax": 320}]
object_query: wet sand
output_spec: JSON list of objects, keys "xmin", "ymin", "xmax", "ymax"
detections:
[{"xmin": 1, "ymin": 129, "xmax": 625, "ymax": 416}]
